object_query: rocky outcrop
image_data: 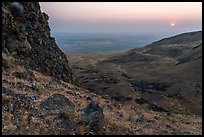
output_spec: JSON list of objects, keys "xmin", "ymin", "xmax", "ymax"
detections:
[
  {"xmin": 78, "ymin": 101, "xmax": 104, "ymax": 135},
  {"xmin": 2, "ymin": 2, "xmax": 75, "ymax": 83},
  {"xmin": 42, "ymin": 94, "xmax": 75, "ymax": 111}
]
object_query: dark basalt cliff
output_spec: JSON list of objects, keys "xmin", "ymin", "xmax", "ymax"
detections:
[{"xmin": 2, "ymin": 2, "xmax": 75, "ymax": 83}]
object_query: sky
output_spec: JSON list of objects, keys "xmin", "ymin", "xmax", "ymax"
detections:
[{"xmin": 40, "ymin": 2, "xmax": 202, "ymax": 36}]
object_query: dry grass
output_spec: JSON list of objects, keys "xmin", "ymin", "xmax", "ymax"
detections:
[
  {"xmin": 32, "ymin": 71, "xmax": 52, "ymax": 82},
  {"xmin": 60, "ymin": 107, "xmax": 77, "ymax": 122},
  {"xmin": 2, "ymin": 60, "xmax": 202, "ymax": 135},
  {"xmin": 75, "ymin": 125, "xmax": 86, "ymax": 135}
]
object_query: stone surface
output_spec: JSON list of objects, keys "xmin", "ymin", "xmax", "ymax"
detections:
[
  {"xmin": 42, "ymin": 94, "xmax": 75, "ymax": 111},
  {"xmin": 2, "ymin": 2, "xmax": 75, "ymax": 83},
  {"xmin": 79, "ymin": 101, "xmax": 104, "ymax": 134}
]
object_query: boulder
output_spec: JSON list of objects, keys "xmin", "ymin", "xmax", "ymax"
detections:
[
  {"xmin": 79, "ymin": 101, "xmax": 104, "ymax": 135},
  {"xmin": 42, "ymin": 94, "xmax": 75, "ymax": 112}
]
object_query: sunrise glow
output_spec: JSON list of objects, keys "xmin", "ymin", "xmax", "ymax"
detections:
[{"xmin": 40, "ymin": 2, "xmax": 202, "ymax": 34}]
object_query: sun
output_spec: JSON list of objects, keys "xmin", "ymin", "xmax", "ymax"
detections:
[{"xmin": 171, "ymin": 23, "xmax": 175, "ymax": 27}]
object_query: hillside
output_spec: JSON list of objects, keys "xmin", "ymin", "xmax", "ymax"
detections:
[
  {"xmin": 2, "ymin": 2, "xmax": 104, "ymax": 135},
  {"xmin": 68, "ymin": 31, "xmax": 202, "ymax": 135},
  {"xmin": 145, "ymin": 31, "xmax": 202, "ymax": 48},
  {"xmin": 127, "ymin": 31, "xmax": 202, "ymax": 58}
]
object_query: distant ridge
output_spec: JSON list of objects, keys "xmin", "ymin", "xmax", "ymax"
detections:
[{"xmin": 146, "ymin": 31, "xmax": 202, "ymax": 48}]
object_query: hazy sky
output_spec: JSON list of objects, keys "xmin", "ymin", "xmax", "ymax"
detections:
[{"xmin": 40, "ymin": 2, "xmax": 202, "ymax": 36}]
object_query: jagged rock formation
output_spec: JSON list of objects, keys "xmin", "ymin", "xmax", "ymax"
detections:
[{"xmin": 2, "ymin": 2, "xmax": 75, "ymax": 83}]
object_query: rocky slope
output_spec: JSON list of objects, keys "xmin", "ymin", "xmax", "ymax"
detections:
[
  {"xmin": 2, "ymin": 2, "xmax": 75, "ymax": 83},
  {"xmin": 2, "ymin": 2, "xmax": 104, "ymax": 135}
]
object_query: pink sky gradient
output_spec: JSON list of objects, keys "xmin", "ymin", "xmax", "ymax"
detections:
[{"xmin": 40, "ymin": 2, "xmax": 202, "ymax": 34}]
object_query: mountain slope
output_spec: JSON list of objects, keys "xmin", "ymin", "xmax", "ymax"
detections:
[
  {"xmin": 127, "ymin": 31, "xmax": 202, "ymax": 58},
  {"xmin": 101, "ymin": 31, "xmax": 202, "ymax": 116},
  {"xmin": 146, "ymin": 31, "xmax": 202, "ymax": 48},
  {"xmin": 69, "ymin": 31, "xmax": 202, "ymax": 128}
]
